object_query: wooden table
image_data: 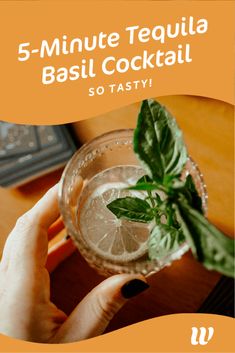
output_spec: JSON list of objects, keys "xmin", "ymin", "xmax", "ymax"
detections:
[{"xmin": 0, "ymin": 95, "xmax": 233, "ymax": 332}]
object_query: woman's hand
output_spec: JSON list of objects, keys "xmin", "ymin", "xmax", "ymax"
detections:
[{"xmin": 0, "ymin": 184, "xmax": 149, "ymax": 343}]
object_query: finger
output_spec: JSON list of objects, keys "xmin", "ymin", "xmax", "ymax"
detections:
[
  {"xmin": 48, "ymin": 217, "xmax": 64, "ymax": 241},
  {"xmin": 46, "ymin": 236, "xmax": 77, "ymax": 273},
  {"xmin": 1, "ymin": 184, "xmax": 60, "ymax": 267},
  {"xmin": 69, "ymin": 176, "xmax": 84, "ymax": 207},
  {"xmin": 53, "ymin": 274, "xmax": 149, "ymax": 343},
  {"xmin": 27, "ymin": 183, "xmax": 60, "ymax": 229}
]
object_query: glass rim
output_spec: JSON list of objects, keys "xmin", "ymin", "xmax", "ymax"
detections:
[{"xmin": 58, "ymin": 129, "xmax": 134, "ymax": 194}]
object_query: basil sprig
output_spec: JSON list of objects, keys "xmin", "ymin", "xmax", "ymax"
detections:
[
  {"xmin": 107, "ymin": 197, "xmax": 154, "ymax": 223},
  {"xmin": 175, "ymin": 197, "xmax": 234, "ymax": 278},
  {"xmin": 134, "ymin": 99, "xmax": 187, "ymax": 182},
  {"xmin": 107, "ymin": 99, "xmax": 234, "ymax": 278}
]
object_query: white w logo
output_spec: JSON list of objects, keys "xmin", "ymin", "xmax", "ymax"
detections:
[{"xmin": 191, "ymin": 327, "xmax": 214, "ymax": 345}]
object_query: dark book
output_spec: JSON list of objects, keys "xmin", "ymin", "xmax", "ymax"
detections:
[{"xmin": 0, "ymin": 123, "xmax": 78, "ymax": 187}]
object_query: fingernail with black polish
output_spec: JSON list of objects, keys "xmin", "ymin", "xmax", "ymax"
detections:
[{"xmin": 121, "ymin": 279, "xmax": 149, "ymax": 299}]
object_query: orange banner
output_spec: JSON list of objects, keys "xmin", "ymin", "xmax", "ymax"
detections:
[
  {"xmin": 0, "ymin": 1, "xmax": 234, "ymax": 124},
  {"xmin": 0, "ymin": 314, "xmax": 234, "ymax": 352}
]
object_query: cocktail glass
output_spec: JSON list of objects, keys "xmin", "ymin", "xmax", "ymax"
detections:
[{"xmin": 59, "ymin": 129, "xmax": 207, "ymax": 276}]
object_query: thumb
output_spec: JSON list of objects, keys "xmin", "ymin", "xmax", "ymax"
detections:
[{"xmin": 53, "ymin": 274, "xmax": 149, "ymax": 343}]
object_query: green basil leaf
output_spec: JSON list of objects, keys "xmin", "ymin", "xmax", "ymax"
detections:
[
  {"xmin": 182, "ymin": 175, "xmax": 203, "ymax": 214},
  {"xmin": 107, "ymin": 197, "xmax": 154, "ymax": 223},
  {"xmin": 148, "ymin": 223, "xmax": 185, "ymax": 259},
  {"xmin": 137, "ymin": 174, "xmax": 152, "ymax": 184},
  {"xmin": 134, "ymin": 99, "xmax": 187, "ymax": 181},
  {"xmin": 168, "ymin": 178, "xmax": 185, "ymax": 189},
  {"xmin": 127, "ymin": 182, "xmax": 162, "ymax": 191},
  {"xmin": 169, "ymin": 174, "xmax": 203, "ymax": 213},
  {"xmin": 163, "ymin": 174, "xmax": 180, "ymax": 187},
  {"xmin": 176, "ymin": 199, "xmax": 234, "ymax": 278}
]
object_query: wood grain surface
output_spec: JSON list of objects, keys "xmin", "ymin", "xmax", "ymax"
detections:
[{"xmin": 0, "ymin": 95, "xmax": 233, "ymax": 333}]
